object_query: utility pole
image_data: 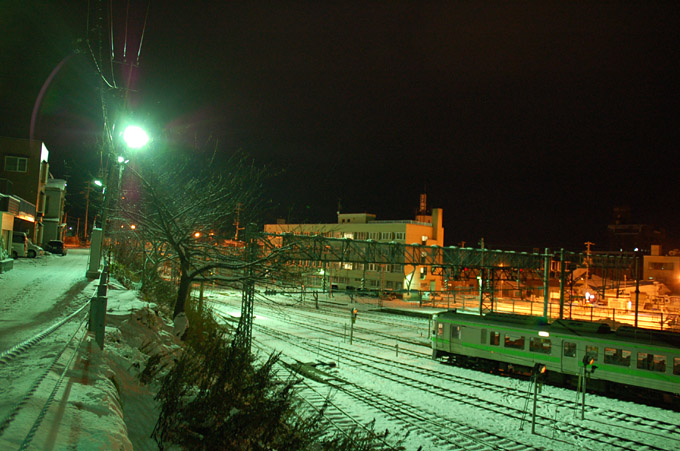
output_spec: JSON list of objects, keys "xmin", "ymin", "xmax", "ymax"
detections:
[
  {"xmin": 584, "ymin": 241, "xmax": 595, "ymax": 281},
  {"xmin": 84, "ymin": 180, "xmax": 90, "ymax": 241},
  {"xmin": 234, "ymin": 202, "xmax": 245, "ymax": 240},
  {"xmin": 235, "ymin": 224, "xmax": 257, "ymax": 352}
]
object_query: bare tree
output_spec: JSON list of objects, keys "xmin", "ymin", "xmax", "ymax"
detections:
[{"xmin": 116, "ymin": 150, "xmax": 267, "ymax": 319}]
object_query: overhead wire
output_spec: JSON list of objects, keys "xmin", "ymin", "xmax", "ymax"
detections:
[{"xmin": 109, "ymin": 0, "xmax": 117, "ymax": 88}]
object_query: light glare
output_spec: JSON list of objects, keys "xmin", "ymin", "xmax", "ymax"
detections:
[{"xmin": 123, "ymin": 125, "xmax": 149, "ymax": 149}]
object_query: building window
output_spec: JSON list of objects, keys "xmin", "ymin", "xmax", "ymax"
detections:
[
  {"xmin": 649, "ymin": 262, "xmax": 674, "ymax": 271},
  {"xmin": 604, "ymin": 347, "xmax": 631, "ymax": 366},
  {"xmin": 4, "ymin": 156, "xmax": 28, "ymax": 172}
]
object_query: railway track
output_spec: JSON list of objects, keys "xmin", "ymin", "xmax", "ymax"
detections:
[
  {"xmin": 210, "ymin": 294, "xmax": 680, "ymax": 450},
  {"xmin": 239, "ymin": 296, "xmax": 680, "ymax": 440},
  {"xmin": 246, "ymin": 318, "xmax": 545, "ymax": 450}
]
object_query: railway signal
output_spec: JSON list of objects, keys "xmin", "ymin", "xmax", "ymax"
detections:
[
  {"xmin": 530, "ymin": 363, "xmax": 547, "ymax": 434},
  {"xmin": 349, "ymin": 307, "xmax": 358, "ymax": 344},
  {"xmin": 578, "ymin": 354, "xmax": 598, "ymax": 419}
]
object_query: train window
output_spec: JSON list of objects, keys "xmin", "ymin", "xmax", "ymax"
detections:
[
  {"xmin": 437, "ymin": 323, "xmax": 443, "ymax": 336},
  {"xmin": 585, "ymin": 345, "xmax": 599, "ymax": 361},
  {"xmin": 490, "ymin": 331, "xmax": 500, "ymax": 346},
  {"xmin": 604, "ymin": 348, "xmax": 631, "ymax": 366},
  {"xmin": 504, "ymin": 334, "xmax": 525, "ymax": 350},
  {"xmin": 674, "ymin": 358, "xmax": 680, "ymax": 376},
  {"xmin": 452, "ymin": 326, "xmax": 462, "ymax": 340},
  {"xmin": 564, "ymin": 342, "xmax": 576, "ymax": 357},
  {"xmin": 529, "ymin": 337, "xmax": 552, "ymax": 354},
  {"xmin": 481, "ymin": 329, "xmax": 487, "ymax": 344},
  {"xmin": 637, "ymin": 353, "xmax": 667, "ymax": 372}
]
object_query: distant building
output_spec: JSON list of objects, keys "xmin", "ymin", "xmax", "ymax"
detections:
[
  {"xmin": 606, "ymin": 206, "xmax": 666, "ymax": 252},
  {"xmin": 264, "ymin": 195, "xmax": 445, "ymax": 298},
  {"xmin": 43, "ymin": 179, "xmax": 67, "ymax": 242},
  {"xmin": 0, "ymin": 137, "xmax": 50, "ymax": 245},
  {"xmin": 644, "ymin": 245, "xmax": 680, "ymax": 294}
]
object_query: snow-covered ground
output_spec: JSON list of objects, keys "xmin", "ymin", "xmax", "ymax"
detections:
[
  {"xmin": 206, "ymin": 287, "xmax": 680, "ymax": 451},
  {"xmin": 1, "ymin": 254, "xmax": 679, "ymax": 450},
  {"xmin": 0, "ymin": 250, "xmax": 176, "ymax": 450}
]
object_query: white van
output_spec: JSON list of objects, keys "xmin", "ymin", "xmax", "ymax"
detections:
[{"xmin": 11, "ymin": 231, "xmax": 28, "ymax": 258}]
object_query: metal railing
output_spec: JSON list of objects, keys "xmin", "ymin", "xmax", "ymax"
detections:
[{"xmin": 422, "ymin": 293, "xmax": 679, "ymax": 332}]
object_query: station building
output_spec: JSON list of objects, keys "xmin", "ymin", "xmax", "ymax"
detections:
[{"xmin": 263, "ymin": 195, "xmax": 444, "ymax": 298}]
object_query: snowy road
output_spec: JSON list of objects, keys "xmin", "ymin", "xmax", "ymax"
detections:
[{"xmin": 0, "ymin": 248, "xmax": 95, "ymax": 351}]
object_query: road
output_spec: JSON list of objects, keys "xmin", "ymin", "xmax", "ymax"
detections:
[{"xmin": 0, "ymin": 248, "xmax": 96, "ymax": 351}]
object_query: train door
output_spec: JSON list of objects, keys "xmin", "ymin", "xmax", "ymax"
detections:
[{"xmin": 560, "ymin": 339, "xmax": 579, "ymax": 375}]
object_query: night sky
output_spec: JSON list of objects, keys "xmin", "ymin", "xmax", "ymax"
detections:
[{"xmin": 1, "ymin": 1, "xmax": 679, "ymax": 251}]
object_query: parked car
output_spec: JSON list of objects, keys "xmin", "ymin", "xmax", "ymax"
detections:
[
  {"xmin": 44, "ymin": 240, "xmax": 67, "ymax": 256},
  {"xmin": 26, "ymin": 239, "xmax": 44, "ymax": 258},
  {"xmin": 11, "ymin": 231, "xmax": 28, "ymax": 258}
]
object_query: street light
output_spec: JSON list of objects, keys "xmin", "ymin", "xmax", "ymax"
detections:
[
  {"xmin": 122, "ymin": 125, "xmax": 149, "ymax": 149},
  {"xmin": 86, "ymin": 123, "xmax": 150, "ymax": 279}
]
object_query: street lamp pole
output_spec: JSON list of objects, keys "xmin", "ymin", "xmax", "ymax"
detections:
[{"xmin": 86, "ymin": 125, "xmax": 149, "ymax": 279}]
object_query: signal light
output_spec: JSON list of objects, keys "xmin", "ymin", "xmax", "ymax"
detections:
[
  {"xmin": 533, "ymin": 363, "xmax": 547, "ymax": 374},
  {"xmin": 582, "ymin": 355, "xmax": 595, "ymax": 366}
]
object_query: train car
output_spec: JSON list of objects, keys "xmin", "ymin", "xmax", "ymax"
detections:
[{"xmin": 432, "ymin": 310, "xmax": 680, "ymax": 403}]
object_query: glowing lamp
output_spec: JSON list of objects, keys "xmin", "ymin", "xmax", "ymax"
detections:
[{"xmin": 123, "ymin": 125, "xmax": 149, "ymax": 149}]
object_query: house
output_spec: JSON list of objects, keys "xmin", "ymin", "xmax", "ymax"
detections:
[
  {"xmin": 0, "ymin": 136, "xmax": 50, "ymax": 245},
  {"xmin": 264, "ymin": 195, "xmax": 444, "ymax": 299},
  {"xmin": 43, "ymin": 179, "xmax": 67, "ymax": 242}
]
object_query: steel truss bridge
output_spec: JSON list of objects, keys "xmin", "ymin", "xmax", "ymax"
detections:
[{"xmin": 234, "ymin": 229, "xmax": 637, "ymax": 350}]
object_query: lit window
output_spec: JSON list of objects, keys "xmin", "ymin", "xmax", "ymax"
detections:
[
  {"xmin": 504, "ymin": 334, "xmax": 525, "ymax": 349},
  {"xmin": 586, "ymin": 345, "xmax": 599, "ymax": 361},
  {"xmin": 490, "ymin": 331, "xmax": 500, "ymax": 346},
  {"xmin": 4, "ymin": 156, "xmax": 28, "ymax": 172},
  {"xmin": 649, "ymin": 262, "xmax": 674, "ymax": 271},
  {"xmin": 637, "ymin": 353, "xmax": 667, "ymax": 372},
  {"xmin": 604, "ymin": 347, "xmax": 631, "ymax": 366},
  {"xmin": 563, "ymin": 342, "xmax": 576, "ymax": 357},
  {"xmin": 530, "ymin": 337, "xmax": 552, "ymax": 354}
]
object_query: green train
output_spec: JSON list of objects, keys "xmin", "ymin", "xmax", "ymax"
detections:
[{"xmin": 432, "ymin": 310, "xmax": 680, "ymax": 404}]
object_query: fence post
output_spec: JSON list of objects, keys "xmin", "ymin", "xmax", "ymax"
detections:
[{"xmin": 89, "ymin": 266, "xmax": 109, "ymax": 349}]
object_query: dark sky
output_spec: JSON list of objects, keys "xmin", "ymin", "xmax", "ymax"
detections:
[{"xmin": 1, "ymin": 1, "xmax": 679, "ymax": 251}]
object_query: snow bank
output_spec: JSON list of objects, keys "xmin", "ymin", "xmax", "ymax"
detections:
[{"xmin": 0, "ymin": 282, "xmax": 182, "ymax": 450}]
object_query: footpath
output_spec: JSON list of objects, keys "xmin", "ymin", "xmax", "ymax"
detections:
[{"xmin": 0, "ymin": 273, "xmax": 179, "ymax": 450}]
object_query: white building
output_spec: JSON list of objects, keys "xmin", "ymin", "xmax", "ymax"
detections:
[{"xmin": 264, "ymin": 196, "xmax": 444, "ymax": 298}]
